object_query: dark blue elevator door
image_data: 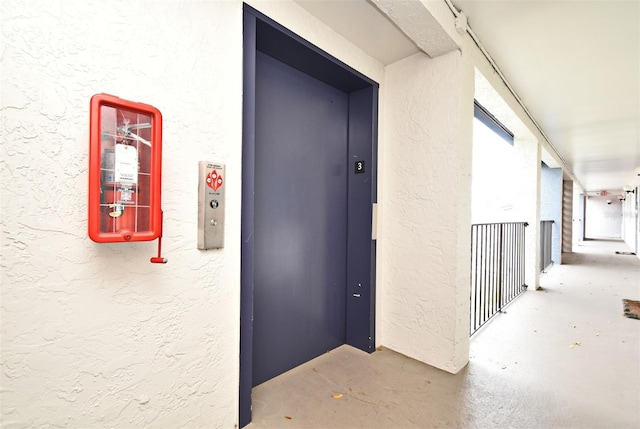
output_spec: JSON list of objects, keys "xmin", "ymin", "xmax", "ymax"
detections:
[{"xmin": 253, "ymin": 51, "xmax": 349, "ymax": 386}]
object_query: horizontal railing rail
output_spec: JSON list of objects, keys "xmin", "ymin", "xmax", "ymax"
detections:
[
  {"xmin": 540, "ymin": 220, "xmax": 554, "ymax": 272},
  {"xmin": 470, "ymin": 221, "xmax": 528, "ymax": 336}
]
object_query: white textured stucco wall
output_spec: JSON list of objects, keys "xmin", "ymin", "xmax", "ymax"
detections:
[
  {"xmin": 512, "ymin": 135, "xmax": 541, "ymax": 289},
  {"xmin": 573, "ymin": 187, "xmax": 586, "ymax": 245},
  {"xmin": 1, "ymin": 1, "xmax": 243, "ymax": 427},
  {"xmin": 380, "ymin": 49, "xmax": 473, "ymax": 374},
  {"xmin": 0, "ymin": 0, "xmax": 386, "ymax": 427},
  {"xmin": 585, "ymin": 196, "xmax": 623, "ymax": 239}
]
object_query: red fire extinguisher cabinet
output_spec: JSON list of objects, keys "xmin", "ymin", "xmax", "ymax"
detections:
[{"xmin": 88, "ymin": 94, "xmax": 163, "ymax": 243}]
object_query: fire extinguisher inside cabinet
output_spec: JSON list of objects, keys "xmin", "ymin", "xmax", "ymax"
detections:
[{"xmin": 89, "ymin": 93, "xmax": 165, "ymax": 262}]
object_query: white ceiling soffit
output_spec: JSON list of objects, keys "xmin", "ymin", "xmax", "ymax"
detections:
[
  {"xmin": 294, "ymin": 0, "xmax": 420, "ymax": 65},
  {"xmin": 452, "ymin": 0, "xmax": 640, "ymax": 192}
]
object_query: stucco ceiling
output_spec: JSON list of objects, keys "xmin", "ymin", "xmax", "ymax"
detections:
[{"xmin": 295, "ymin": 0, "xmax": 640, "ymax": 193}]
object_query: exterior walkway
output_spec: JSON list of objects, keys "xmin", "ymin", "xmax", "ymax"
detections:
[{"xmin": 248, "ymin": 239, "xmax": 640, "ymax": 428}]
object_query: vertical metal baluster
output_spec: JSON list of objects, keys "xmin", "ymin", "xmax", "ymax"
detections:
[{"xmin": 470, "ymin": 222, "xmax": 529, "ymax": 336}]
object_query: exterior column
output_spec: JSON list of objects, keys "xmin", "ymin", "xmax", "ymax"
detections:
[{"xmin": 562, "ymin": 180, "xmax": 574, "ymax": 254}]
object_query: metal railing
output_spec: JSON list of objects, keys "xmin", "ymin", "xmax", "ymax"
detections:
[
  {"xmin": 470, "ymin": 222, "xmax": 528, "ymax": 336},
  {"xmin": 540, "ymin": 220, "xmax": 554, "ymax": 272}
]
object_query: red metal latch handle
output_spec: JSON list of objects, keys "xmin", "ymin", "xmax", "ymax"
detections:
[{"xmin": 150, "ymin": 211, "xmax": 167, "ymax": 264}]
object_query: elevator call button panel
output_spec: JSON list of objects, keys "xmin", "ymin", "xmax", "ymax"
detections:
[{"xmin": 198, "ymin": 161, "xmax": 225, "ymax": 249}]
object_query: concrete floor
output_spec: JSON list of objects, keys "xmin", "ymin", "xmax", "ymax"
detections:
[{"xmin": 248, "ymin": 239, "xmax": 640, "ymax": 428}]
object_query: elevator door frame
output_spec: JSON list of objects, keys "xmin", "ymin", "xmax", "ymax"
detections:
[{"xmin": 240, "ymin": 5, "xmax": 378, "ymax": 427}]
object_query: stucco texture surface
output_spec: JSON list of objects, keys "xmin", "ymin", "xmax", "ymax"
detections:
[
  {"xmin": 380, "ymin": 51, "xmax": 472, "ymax": 374},
  {"xmin": 1, "ymin": 1, "xmax": 242, "ymax": 427}
]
